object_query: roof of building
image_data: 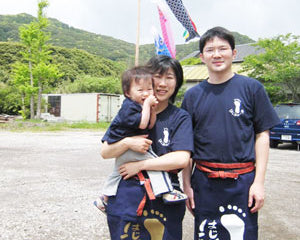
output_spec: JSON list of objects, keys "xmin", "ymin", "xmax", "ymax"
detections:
[
  {"xmin": 234, "ymin": 43, "xmax": 264, "ymax": 62},
  {"xmin": 183, "ymin": 63, "xmax": 243, "ymax": 81},
  {"xmin": 182, "ymin": 43, "xmax": 264, "ymax": 81},
  {"xmin": 180, "ymin": 43, "xmax": 264, "ymax": 63}
]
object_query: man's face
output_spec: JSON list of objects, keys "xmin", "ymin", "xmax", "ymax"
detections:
[{"xmin": 200, "ymin": 36, "xmax": 236, "ymax": 74}]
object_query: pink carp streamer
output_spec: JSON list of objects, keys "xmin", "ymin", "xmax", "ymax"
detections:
[{"xmin": 157, "ymin": 6, "xmax": 176, "ymax": 58}]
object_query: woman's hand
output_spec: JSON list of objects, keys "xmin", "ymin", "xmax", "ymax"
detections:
[
  {"xmin": 119, "ymin": 161, "xmax": 143, "ymax": 180},
  {"xmin": 184, "ymin": 185, "xmax": 195, "ymax": 216}
]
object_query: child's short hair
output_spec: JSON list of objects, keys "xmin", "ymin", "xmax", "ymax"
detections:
[
  {"xmin": 199, "ymin": 26, "xmax": 235, "ymax": 53},
  {"xmin": 121, "ymin": 66, "xmax": 152, "ymax": 95}
]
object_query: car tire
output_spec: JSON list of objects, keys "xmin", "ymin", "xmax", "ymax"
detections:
[{"xmin": 270, "ymin": 140, "xmax": 279, "ymax": 148}]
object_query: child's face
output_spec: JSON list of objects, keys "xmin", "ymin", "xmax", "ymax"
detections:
[{"xmin": 126, "ymin": 77, "xmax": 154, "ymax": 104}]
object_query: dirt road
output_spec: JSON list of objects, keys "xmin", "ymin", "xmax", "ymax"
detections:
[{"xmin": 0, "ymin": 131, "xmax": 299, "ymax": 239}]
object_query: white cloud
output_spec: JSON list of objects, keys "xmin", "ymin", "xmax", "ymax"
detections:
[{"xmin": 1, "ymin": 0, "xmax": 300, "ymax": 44}]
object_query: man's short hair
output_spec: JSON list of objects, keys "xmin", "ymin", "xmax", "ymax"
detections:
[{"xmin": 199, "ymin": 26, "xmax": 235, "ymax": 53}]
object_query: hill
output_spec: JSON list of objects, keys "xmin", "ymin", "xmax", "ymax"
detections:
[
  {"xmin": 0, "ymin": 13, "xmax": 136, "ymax": 64},
  {"xmin": 0, "ymin": 13, "xmax": 255, "ymax": 64},
  {"xmin": 0, "ymin": 41, "xmax": 125, "ymax": 84}
]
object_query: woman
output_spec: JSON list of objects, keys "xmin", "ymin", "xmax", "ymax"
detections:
[{"xmin": 101, "ymin": 55, "xmax": 194, "ymax": 240}]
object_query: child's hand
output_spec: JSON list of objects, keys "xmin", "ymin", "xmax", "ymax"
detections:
[{"xmin": 144, "ymin": 95, "xmax": 158, "ymax": 107}]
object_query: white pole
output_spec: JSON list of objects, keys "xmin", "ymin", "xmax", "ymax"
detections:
[{"xmin": 135, "ymin": 0, "xmax": 141, "ymax": 66}]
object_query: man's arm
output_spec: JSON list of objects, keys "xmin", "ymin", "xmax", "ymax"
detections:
[
  {"xmin": 248, "ymin": 130, "xmax": 270, "ymax": 213},
  {"xmin": 100, "ymin": 135, "xmax": 152, "ymax": 159}
]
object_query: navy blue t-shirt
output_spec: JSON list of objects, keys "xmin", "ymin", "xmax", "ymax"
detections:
[
  {"xmin": 102, "ymin": 98, "xmax": 149, "ymax": 144},
  {"xmin": 181, "ymin": 74, "xmax": 280, "ymax": 163},
  {"xmin": 105, "ymin": 104, "xmax": 194, "ymax": 222},
  {"xmin": 149, "ymin": 104, "xmax": 194, "ymax": 183}
]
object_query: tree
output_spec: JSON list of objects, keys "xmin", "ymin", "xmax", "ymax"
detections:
[
  {"xmin": 33, "ymin": 62, "xmax": 61, "ymax": 118},
  {"xmin": 12, "ymin": 62, "xmax": 36, "ymax": 118},
  {"xmin": 241, "ymin": 34, "xmax": 300, "ymax": 104},
  {"xmin": 0, "ymin": 82, "xmax": 22, "ymax": 116},
  {"xmin": 16, "ymin": 0, "xmax": 61, "ymax": 119},
  {"xmin": 19, "ymin": 21, "xmax": 38, "ymax": 118},
  {"xmin": 180, "ymin": 57, "xmax": 202, "ymax": 66},
  {"xmin": 56, "ymin": 75, "xmax": 122, "ymax": 94}
]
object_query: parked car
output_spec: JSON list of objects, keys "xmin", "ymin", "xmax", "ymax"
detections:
[
  {"xmin": 270, "ymin": 103, "xmax": 300, "ymax": 150},
  {"xmin": 269, "ymin": 103, "xmax": 300, "ymax": 150}
]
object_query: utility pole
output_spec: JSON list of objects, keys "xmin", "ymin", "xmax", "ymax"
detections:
[{"xmin": 135, "ymin": 0, "xmax": 141, "ymax": 66}]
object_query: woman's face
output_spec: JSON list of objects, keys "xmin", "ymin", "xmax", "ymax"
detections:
[{"xmin": 153, "ymin": 68, "xmax": 176, "ymax": 105}]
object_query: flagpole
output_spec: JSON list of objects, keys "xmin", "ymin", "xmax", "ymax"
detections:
[{"xmin": 135, "ymin": 0, "xmax": 141, "ymax": 66}]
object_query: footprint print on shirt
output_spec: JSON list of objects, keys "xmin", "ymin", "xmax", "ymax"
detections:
[{"xmin": 219, "ymin": 205, "xmax": 246, "ymax": 240}]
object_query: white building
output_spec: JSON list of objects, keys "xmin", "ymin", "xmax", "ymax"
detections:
[{"xmin": 43, "ymin": 93, "xmax": 124, "ymax": 122}]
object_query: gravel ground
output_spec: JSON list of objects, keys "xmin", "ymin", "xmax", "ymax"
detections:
[{"xmin": 0, "ymin": 131, "xmax": 299, "ymax": 240}]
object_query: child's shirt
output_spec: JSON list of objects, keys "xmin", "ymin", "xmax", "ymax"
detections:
[{"xmin": 102, "ymin": 98, "xmax": 149, "ymax": 144}]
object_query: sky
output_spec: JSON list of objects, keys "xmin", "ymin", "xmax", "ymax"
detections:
[{"xmin": 1, "ymin": 0, "xmax": 300, "ymax": 45}]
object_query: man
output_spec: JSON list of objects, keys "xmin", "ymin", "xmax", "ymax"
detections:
[{"xmin": 182, "ymin": 26, "xmax": 280, "ymax": 240}]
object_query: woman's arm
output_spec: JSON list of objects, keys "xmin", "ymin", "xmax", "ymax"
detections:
[
  {"xmin": 100, "ymin": 135, "xmax": 152, "ymax": 159},
  {"xmin": 119, "ymin": 150, "xmax": 191, "ymax": 179},
  {"xmin": 183, "ymin": 158, "xmax": 195, "ymax": 214}
]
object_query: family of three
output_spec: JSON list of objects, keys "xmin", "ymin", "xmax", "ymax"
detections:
[{"xmin": 95, "ymin": 26, "xmax": 280, "ymax": 240}]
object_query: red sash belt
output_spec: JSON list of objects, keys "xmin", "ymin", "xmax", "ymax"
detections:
[
  {"xmin": 195, "ymin": 161, "xmax": 255, "ymax": 179},
  {"xmin": 136, "ymin": 172, "xmax": 156, "ymax": 216}
]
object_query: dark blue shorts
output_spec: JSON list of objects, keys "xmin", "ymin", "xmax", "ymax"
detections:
[
  {"xmin": 106, "ymin": 178, "xmax": 186, "ymax": 240},
  {"xmin": 192, "ymin": 169, "xmax": 258, "ymax": 240}
]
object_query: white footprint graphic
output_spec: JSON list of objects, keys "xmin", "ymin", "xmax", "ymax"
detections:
[{"xmin": 219, "ymin": 205, "xmax": 246, "ymax": 240}]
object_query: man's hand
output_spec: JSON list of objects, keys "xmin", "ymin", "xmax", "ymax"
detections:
[{"xmin": 248, "ymin": 182, "xmax": 265, "ymax": 213}]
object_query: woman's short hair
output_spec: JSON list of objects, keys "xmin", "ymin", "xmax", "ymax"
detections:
[{"xmin": 146, "ymin": 55, "xmax": 183, "ymax": 103}]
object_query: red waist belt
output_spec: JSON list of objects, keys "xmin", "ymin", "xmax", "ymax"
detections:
[{"xmin": 195, "ymin": 161, "xmax": 255, "ymax": 179}]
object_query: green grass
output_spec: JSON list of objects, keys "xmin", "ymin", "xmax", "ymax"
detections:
[{"xmin": 0, "ymin": 119, "xmax": 110, "ymax": 132}]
